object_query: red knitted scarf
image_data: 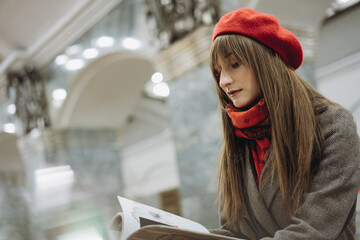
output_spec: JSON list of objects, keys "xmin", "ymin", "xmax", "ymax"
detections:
[{"xmin": 226, "ymin": 98, "xmax": 272, "ymax": 184}]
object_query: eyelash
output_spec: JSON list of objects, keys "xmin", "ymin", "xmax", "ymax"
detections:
[
  {"xmin": 213, "ymin": 61, "xmax": 240, "ymax": 79},
  {"xmin": 231, "ymin": 62, "xmax": 240, "ymax": 68}
]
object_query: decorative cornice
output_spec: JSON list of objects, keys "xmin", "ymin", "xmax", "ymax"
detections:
[
  {"xmin": 28, "ymin": 0, "xmax": 122, "ymax": 67},
  {"xmin": 0, "ymin": 0, "xmax": 121, "ymax": 86},
  {"xmin": 153, "ymin": 26, "xmax": 213, "ymax": 82}
]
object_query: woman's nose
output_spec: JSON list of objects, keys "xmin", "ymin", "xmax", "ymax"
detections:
[{"xmin": 219, "ymin": 72, "xmax": 232, "ymax": 90}]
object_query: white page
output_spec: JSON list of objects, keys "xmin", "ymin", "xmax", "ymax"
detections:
[{"xmin": 117, "ymin": 196, "xmax": 209, "ymax": 239}]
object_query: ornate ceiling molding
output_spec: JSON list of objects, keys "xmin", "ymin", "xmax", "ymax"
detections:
[
  {"xmin": 0, "ymin": 0, "xmax": 121, "ymax": 86},
  {"xmin": 145, "ymin": 0, "xmax": 219, "ymax": 49},
  {"xmin": 28, "ymin": 0, "xmax": 122, "ymax": 67}
]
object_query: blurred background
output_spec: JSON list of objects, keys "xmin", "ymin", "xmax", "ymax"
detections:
[{"xmin": 0, "ymin": 0, "xmax": 359, "ymax": 239}]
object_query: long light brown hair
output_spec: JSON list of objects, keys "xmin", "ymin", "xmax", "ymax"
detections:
[{"xmin": 210, "ymin": 34, "xmax": 330, "ymax": 230}]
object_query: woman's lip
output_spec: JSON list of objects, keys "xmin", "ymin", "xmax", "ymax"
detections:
[{"xmin": 229, "ymin": 89, "xmax": 242, "ymax": 96}]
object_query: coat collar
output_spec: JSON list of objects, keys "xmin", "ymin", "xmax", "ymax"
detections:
[{"xmin": 244, "ymin": 146, "xmax": 281, "ymax": 235}]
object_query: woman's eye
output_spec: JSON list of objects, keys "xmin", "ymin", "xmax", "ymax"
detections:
[
  {"xmin": 231, "ymin": 62, "xmax": 240, "ymax": 68},
  {"xmin": 214, "ymin": 70, "xmax": 221, "ymax": 79}
]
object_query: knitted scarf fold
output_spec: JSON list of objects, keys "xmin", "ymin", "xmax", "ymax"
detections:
[{"xmin": 226, "ymin": 98, "xmax": 272, "ymax": 184}]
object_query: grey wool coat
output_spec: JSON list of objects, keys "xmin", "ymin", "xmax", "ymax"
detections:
[{"xmin": 212, "ymin": 103, "xmax": 360, "ymax": 239}]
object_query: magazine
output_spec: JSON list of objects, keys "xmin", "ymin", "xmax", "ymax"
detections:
[{"xmin": 110, "ymin": 196, "xmax": 238, "ymax": 240}]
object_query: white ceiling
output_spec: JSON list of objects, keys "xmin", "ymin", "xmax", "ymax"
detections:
[
  {"xmin": 0, "ymin": 0, "xmax": 121, "ymax": 102},
  {"xmin": 0, "ymin": 0, "xmax": 77, "ymax": 53}
]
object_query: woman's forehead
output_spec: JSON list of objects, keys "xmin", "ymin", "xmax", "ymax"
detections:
[
  {"xmin": 216, "ymin": 48, "xmax": 232, "ymax": 58},
  {"xmin": 215, "ymin": 52, "xmax": 234, "ymax": 65}
]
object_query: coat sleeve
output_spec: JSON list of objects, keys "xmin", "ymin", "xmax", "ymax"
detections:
[
  {"xmin": 209, "ymin": 205, "xmax": 247, "ymax": 238},
  {"xmin": 262, "ymin": 107, "xmax": 360, "ymax": 239}
]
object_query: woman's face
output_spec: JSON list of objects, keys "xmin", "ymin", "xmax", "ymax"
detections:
[{"xmin": 215, "ymin": 54, "xmax": 261, "ymax": 108}]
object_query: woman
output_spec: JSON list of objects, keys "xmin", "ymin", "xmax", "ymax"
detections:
[{"xmin": 210, "ymin": 8, "xmax": 360, "ymax": 239}]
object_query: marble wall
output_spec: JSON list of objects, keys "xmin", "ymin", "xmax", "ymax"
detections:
[
  {"xmin": 167, "ymin": 62, "xmax": 221, "ymax": 228},
  {"xmin": 150, "ymin": 24, "xmax": 223, "ymax": 228}
]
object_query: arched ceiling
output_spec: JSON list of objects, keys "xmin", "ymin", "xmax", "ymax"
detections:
[{"xmin": 55, "ymin": 51, "xmax": 156, "ymax": 129}]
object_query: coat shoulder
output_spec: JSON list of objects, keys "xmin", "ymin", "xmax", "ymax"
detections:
[{"xmin": 316, "ymin": 102, "xmax": 358, "ymax": 141}]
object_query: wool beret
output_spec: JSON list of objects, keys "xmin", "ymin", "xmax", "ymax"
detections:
[{"xmin": 212, "ymin": 8, "xmax": 303, "ymax": 70}]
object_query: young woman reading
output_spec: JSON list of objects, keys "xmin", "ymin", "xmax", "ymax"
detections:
[{"xmin": 209, "ymin": 8, "xmax": 360, "ymax": 239}]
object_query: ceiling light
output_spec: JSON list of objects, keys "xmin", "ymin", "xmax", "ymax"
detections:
[
  {"xmin": 66, "ymin": 44, "xmax": 82, "ymax": 55},
  {"xmin": 7, "ymin": 104, "xmax": 16, "ymax": 114},
  {"xmin": 82, "ymin": 48, "xmax": 99, "ymax": 59},
  {"xmin": 151, "ymin": 72, "xmax": 164, "ymax": 83},
  {"xmin": 161, "ymin": 0, "xmax": 171, "ymax": 5},
  {"xmin": 65, "ymin": 59, "xmax": 84, "ymax": 71},
  {"xmin": 122, "ymin": 37, "xmax": 141, "ymax": 50},
  {"xmin": 153, "ymin": 82, "xmax": 170, "ymax": 97},
  {"xmin": 55, "ymin": 55, "xmax": 68, "ymax": 65},
  {"xmin": 52, "ymin": 88, "xmax": 67, "ymax": 101},
  {"xmin": 95, "ymin": 36, "xmax": 114, "ymax": 47},
  {"xmin": 3, "ymin": 123, "xmax": 16, "ymax": 133}
]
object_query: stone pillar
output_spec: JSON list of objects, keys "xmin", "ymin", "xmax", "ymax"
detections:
[{"xmin": 154, "ymin": 26, "xmax": 221, "ymax": 228}]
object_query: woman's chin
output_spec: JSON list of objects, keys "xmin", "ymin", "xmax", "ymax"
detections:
[
  {"xmin": 233, "ymin": 98, "xmax": 261, "ymax": 110},
  {"xmin": 233, "ymin": 100, "xmax": 249, "ymax": 109}
]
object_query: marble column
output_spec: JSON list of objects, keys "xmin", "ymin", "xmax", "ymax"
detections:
[{"xmin": 154, "ymin": 26, "xmax": 221, "ymax": 228}]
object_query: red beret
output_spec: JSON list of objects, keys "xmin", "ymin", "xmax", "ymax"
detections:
[{"xmin": 212, "ymin": 8, "xmax": 303, "ymax": 70}]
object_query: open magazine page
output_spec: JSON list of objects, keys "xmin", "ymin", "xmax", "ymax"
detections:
[{"xmin": 117, "ymin": 196, "xmax": 209, "ymax": 240}]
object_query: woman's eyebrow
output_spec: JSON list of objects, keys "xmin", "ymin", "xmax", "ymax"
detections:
[{"xmin": 225, "ymin": 52, "xmax": 233, "ymax": 58}]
